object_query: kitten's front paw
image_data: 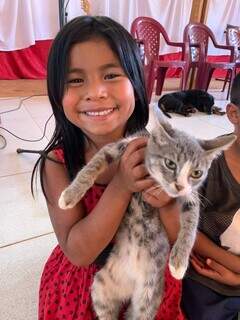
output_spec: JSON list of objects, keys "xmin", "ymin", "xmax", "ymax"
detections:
[
  {"xmin": 169, "ymin": 263, "xmax": 187, "ymax": 280},
  {"xmin": 58, "ymin": 188, "xmax": 78, "ymax": 209},
  {"xmin": 169, "ymin": 253, "xmax": 188, "ymax": 280}
]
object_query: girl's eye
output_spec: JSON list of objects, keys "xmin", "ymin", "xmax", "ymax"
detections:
[
  {"xmin": 104, "ymin": 73, "xmax": 120, "ymax": 80},
  {"xmin": 67, "ymin": 78, "xmax": 84, "ymax": 84},
  {"xmin": 191, "ymin": 170, "xmax": 203, "ymax": 179},
  {"xmin": 164, "ymin": 158, "xmax": 176, "ymax": 170}
]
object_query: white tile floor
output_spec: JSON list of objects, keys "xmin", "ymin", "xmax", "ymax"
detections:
[{"xmin": 0, "ymin": 89, "xmax": 234, "ymax": 320}]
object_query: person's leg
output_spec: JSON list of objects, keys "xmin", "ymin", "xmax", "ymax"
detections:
[
  {"xmin": 181, "ymin": 278, "xmax": 239, "ymax": 320},
  {"xmin": 225, "ymin": 297, "xmax": 240, "ymax": 320}
]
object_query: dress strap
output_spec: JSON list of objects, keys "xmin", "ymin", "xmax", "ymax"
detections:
[{"xmin": 53, "ymin": 148, "xmax": 65, "ymax": 163}]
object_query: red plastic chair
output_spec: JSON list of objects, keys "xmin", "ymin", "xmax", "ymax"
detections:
[
  {"xmin": 183, "ymin": 23, "xmax": 235, "ymax": 99},
  {"xmin": 131, "ymin": 16, "xmax": 189, "ymax": 103},
  {"xmin": 222, "ymin": 24, "xmax": 240, "ymax": 92}
]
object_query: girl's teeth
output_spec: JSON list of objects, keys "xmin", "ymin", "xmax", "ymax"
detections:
[{"xmin": 86, "ymin": 109, "xmax": 113, "ymax": 116}]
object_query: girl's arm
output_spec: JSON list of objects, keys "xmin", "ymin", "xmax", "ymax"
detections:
[
  {"xmin": 157, "ymin": 199, "xmax": 181, "ymax": 245},
  {"xmin": 142, "ymin": 186, "xmax": 181, "ymax": 244},
  {"xmin": 44, "ymin": 138, "xmax": 154, "ymax": 267}
]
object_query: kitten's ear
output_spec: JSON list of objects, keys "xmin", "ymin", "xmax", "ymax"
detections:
[
  {"xmin": 151, "ymin": 104, "xmax": 175, "ymax": 139},
  {"xmin": 199, "ymin": 134, "xmax": 236, "ymax": 159}
]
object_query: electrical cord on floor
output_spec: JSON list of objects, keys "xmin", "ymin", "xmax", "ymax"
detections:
[
  {"xmin": 0, "ymin": 94, "xmax": 45, "ymax": 115},
  {"xmin": 0, "ymin": 134, "xmax": 7, "ymax": 149},
  {"xmin": 0, "ymin": 113, "xmax": 53, "ymax": 143},
  {"xmin": 0, "ymin": 94, "xmax": 53, "ymax": 150}
]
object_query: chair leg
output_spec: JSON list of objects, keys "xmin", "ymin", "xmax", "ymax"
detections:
[
  {"xmin": 146, "ymin": 62, "xmax": 156, "ymax": 104},
  {"xmin": 222, "ymin": 70, "xmax": 230, "ymax": 92},
  {"xmin": 226, "ymin": 68, "xmax": 235, "ymax": 100},
  {"xmin": 155, "ymin": 67, "xmax": 167, "ymax": 96},
  {"xmin": 180, "ymin": 68, "xmax": 188, "ymax": 90},
  {"xmin": 185, "ymin": 66, "xmax": 194, "ymax": 90},
  {"xmin": 205, "ymin": 67, "xmax": 214, "ymax": 91},
  {"xmin": 195, "ymin": 66, "xmax": 206, "ymax": 90}
]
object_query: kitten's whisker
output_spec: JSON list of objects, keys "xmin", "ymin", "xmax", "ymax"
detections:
[
  {"xmin": 197, "ymin": 192, "xmax": 212, "ymax": 207},
  {"xmin": 189, "ymin": 191, "xmax": 201, "ymax": 206}
]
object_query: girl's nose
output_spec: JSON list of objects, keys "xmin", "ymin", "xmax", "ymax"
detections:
[{"xmin": 84, "ymin": 81, "xmax": 108, "ymax": 101}]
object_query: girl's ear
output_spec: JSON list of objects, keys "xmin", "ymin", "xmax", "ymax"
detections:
[
  {"xmin": 226, "ymin": 103, "xmax": 240, "ymax": 125},
  {"xmin": 199, "ymin": 134, "xmax": 236, "ymax": 159}
]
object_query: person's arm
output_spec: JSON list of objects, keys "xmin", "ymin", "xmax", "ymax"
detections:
[
  {"xmin": 193, "ymin": 231, "xmax": 240, "ymax": 273},
  {"xmin": 190, "ymin": 253, "xmax": 240, "ymax": 286},
  {"xmin": 44, "ymin": 138, "xmax": 154, "ymax": 267}
]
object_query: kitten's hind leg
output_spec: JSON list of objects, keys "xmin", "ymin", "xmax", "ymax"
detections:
[
  {"xmin": 126, "ymin": 268, "xmax": 165, "ymax": 320},
  {"xmin": 59, "ymin": 140, "xmax": 128, "ymax": 209},
  {"xmin": 91, "ymin": 263, "xmax": 133, "ymax": 320},
  {"xmin": 91, "ymin": 272, "xmax": 121, "ymax": 320}
]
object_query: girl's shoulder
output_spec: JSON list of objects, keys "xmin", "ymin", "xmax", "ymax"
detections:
[
  {"xmin": 52, "ymin": 148, "xmax": 65, "ymax": 163},
  {"xmin": 46, "ymin": 148, "xmax": 65, "ymax": 165}
]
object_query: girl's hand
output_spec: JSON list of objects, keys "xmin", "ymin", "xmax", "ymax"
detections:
[
  {"xmin": 113, "ymin": 137, "xmax": 154, "ymax": 193},
  {"xmin": 142, "ymin": 185, "xmax": 173, "ymax": 208},
  {"xmin": 190, "ymin": 253, "xmax": 240, "ymax": 286}
]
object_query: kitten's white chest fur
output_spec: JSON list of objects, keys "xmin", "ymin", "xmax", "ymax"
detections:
[{"xmin": 117, "ymin": 237, "xmax": 151, "ymax": 278}]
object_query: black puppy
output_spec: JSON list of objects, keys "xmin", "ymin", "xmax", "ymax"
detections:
[{"xmin": 158, "ymin": 89, "xmax": 221, "ymax": 118}]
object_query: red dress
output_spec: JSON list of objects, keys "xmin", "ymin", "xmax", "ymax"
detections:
[{"xmin": 38, "ymin": 149, "xmax": 185, "ymax": 320}]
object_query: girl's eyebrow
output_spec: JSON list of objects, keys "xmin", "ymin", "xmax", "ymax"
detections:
[
  {"xmin": 68, "ymin": 63, "xmax": 122, "ymax": 74},
  {"xmin": 99, "ymin": 63, "xmax": 122, "ymax": 70}
]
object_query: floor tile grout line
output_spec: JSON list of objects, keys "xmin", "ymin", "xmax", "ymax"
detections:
[
  {"xmin": 0, "ymin": 170, "xmax": 32, "ymax": 179},
  {"xmin": 0, "ymin": 231, "xmax": 54, "ymax": 249},
  {"xmin": 22, "ymin": 101, "xmax": 50, "ymax": 141},
  {"xmin": 22, "ymin": 99, "xmax": 52, "ymax": 142},
  {"xmin": 196, "ymin": 117, "xmax": 232, "ymax": 131}
]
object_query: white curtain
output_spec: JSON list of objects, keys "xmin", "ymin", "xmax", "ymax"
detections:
[
  {"xmin": 205, "ymin": 0, "xmax": 240, "ymax": 55},
  {"xmin": 0, "ymin": 0, "xmax": 192, "ymax": 53},
  {"xmin": 0, "ymin": 0, "xmax": 60, "ymax": 51},
  {"xmin": 90, "ymin": 0, "xmax": 193, "ymax": 54},
  {"xmin": 2, "ymin": 0, "xmax": 240, "ymax": 55}
]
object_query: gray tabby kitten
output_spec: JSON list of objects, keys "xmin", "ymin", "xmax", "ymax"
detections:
[{"xmin": 59, "ymin": 119, "xmax": 235, "ymax": 320}]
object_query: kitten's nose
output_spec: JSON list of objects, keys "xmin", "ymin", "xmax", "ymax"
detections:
[{"xmin": 175, "ymin": 183, "xmax": 184, "ymax": 191}]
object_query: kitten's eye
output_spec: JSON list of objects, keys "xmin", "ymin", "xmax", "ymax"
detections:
[
  {"xmin": 191, "ymin": 170, "xmax": 203, "ymax": 179},
  {"xmin": 164, "ymin": 158, "xmax": 176, "ymax": 170}
]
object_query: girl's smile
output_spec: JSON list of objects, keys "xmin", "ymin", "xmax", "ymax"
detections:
[{"xmin": 80, "ymin": 106, "xmax": 119, "ymax": 117}]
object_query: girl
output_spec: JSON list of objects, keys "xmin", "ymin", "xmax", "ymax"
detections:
[{"xmin": 32, "ymin": 16, "xmax": 185, "ymax": 320}]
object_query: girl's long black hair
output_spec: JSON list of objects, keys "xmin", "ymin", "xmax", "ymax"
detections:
[{"xmin": 32, "ymin": 16, "xmax": 149, "ymax": 197}]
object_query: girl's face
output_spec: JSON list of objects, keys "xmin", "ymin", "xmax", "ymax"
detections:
[{"xmin": 63, "ymin": 38, "xmax": 135, "ymax": 146}]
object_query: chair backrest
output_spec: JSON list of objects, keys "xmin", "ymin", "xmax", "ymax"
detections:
[
  {"xmin": 130, "ymin": 16, "xmax": 172, "ymax": 65},
  {"xmin": 226, "ymin": 24, "xmax": 240, "ymax": 62},
  {"xmin": 183, "ymin": 23, "xmax": 217, "ymax": 63}
]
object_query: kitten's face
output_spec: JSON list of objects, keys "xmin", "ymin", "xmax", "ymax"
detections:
[{"xmin": 145, "ymin": 129, "xmax": 211, "ymax": 198}]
